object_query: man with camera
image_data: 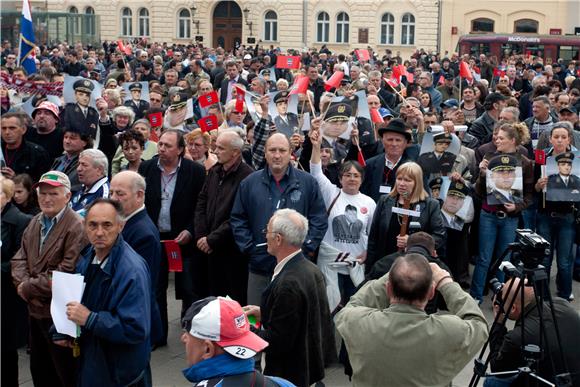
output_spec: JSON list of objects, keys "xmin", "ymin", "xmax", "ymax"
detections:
[{"xmin": 487, "ymin": 276, "xmax": 580, "ymax": 387}]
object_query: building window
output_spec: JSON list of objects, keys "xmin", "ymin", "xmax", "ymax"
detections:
[
  {"xmin": 264, "ymin": 11, "xmax": 278, "ymax": 41},
  {"xmin": 85, "ymin": 7, "xmax": 95, "ymax": 35},
  {"xmin": 471, "ymin": 18, "xmax": 494, "ymax": 33},
  {"xmin": 69, "ymin": 6, "xmax": 80, "ymax": 35},
  {"xmin": 138, "ymin": 8, "xmax": 150, "ymax": 37},
  {"xmin": 336, "ymin": 12, "xmax": 349, "ymax": 43},
  {"xmin": 380, "ymin": 13, "xmax": 394, "ymax": 45},
  {"xmin": 401, "ymin": 13, "xmax": 415, "ymax": 45},
  {"xmin": 316, "ymin": 12, "xmax": 330, "ymax": 43},
  {"xmin": 121, "ymin": 8, "xmax": 132, "ymax": 37},
  {"xmin": 514, "ymin": 19, "xmax": 539, "ymax": 33},
  {"xmin": 178, "ymin": 9, "xmax": 191, "ymax": 39}
]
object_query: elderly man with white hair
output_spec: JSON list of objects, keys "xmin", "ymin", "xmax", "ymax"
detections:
[{"xmin": 70, "ymin": 148, "xmax": 110, "ymax": 215}]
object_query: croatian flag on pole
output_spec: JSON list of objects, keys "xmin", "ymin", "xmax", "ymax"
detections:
[{"xmin": 18, "ymin": 0, "xmax": 37, "ymax": 75}]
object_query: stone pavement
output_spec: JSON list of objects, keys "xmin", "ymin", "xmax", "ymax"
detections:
[{"xmin": 17, "ymin": 273, "xmax": 580, "ymax": 386}]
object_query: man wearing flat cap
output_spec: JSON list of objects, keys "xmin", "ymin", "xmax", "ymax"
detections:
[
  {"xmin": 61, "ymin": 79, "xmax": 99, "ymax": 140},
  {"xmin": 487, "ymin": 154, "xmax": 523, "ymax": 205},
  {"xmin": 547, "ymin": 152, "xmax": 580, "ymax": 201},
  {"xmin": 417, "ymin": 132, "xmax": 457, "ymax": 182},
  {"xmin": 273, "ymin": 91, "xmax": 299, "ymax": 138},
  {"xmin": 124, "ymin": 82, "xmax": 150, "ymax": 120}
]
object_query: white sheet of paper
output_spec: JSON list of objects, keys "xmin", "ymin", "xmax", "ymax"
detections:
[
  {"xmin": 379, "ymin": 185, "xmax": 391, "ymax": 194},
  {"xmin": 50, "ymin": 271, "xmax": 85, "ymax": 338},
  {"xmin": 392, "ymin": 206, "xmax": 421, "ymax": 217}
]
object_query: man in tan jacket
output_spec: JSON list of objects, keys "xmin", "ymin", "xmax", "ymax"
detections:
[
  {"xmin": 12, "ymin": 171, "xmax": 88, "ymax": 387},
  {"xmin": 336, "ymin": 254, "xmax": 488, "ymax": 387}
]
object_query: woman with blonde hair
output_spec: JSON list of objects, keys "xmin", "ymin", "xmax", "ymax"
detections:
[
  {"xmin": 365, "ymin": 162, "xmax": 446, "ymax": 272},
  {"xmin": 185, "ymin": 129, "xmax": 218, "ymax": 172}
]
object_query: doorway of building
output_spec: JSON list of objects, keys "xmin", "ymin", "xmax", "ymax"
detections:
[{"xmin": 212, "ymin": 1, "xmax": 242, "ymax": 51}]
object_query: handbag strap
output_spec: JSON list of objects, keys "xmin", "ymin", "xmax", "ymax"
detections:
[{"xmin": 327, "ymin": 190, "xmax": 341, "ymax": 215}]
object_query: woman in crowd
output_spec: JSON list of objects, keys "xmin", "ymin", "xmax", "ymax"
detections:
[
  {"xmin": 1, "ymin": 176, "xmax": 32, "ymax": 387},
  {"xmin": 111, "ymin": 119, "xmax": 157, "ymax": 175},
  {"xmin": 219, "ymin": 99, "xmax": 247, "ymax": 131},
  {"xmin": 110, "ymin": 105, "xmax": 135, "ymax": 133},
  {"xmin": 309, "ymin": 128, "xmax": 376, "ymax": 312},
  {"xmin": 420, "ymin": 91, "xmax": 434, "ymax": 113},
  {"xmin": 471, "ymin": 122, "xmax": 534, "ymax": 302},
  {"xmin": 185, "ymin": 129, "xmax": 218, "ymax": 172},
  {"xmin": 12, "ymin": 174, "xmax": 39, "ymax": 215},
  {"xmin": 116, "ymin": 130, "xmax": 146, "ymax": 173},
  {"xmin": 366, "ymin": 162, "xmax": 446, "ymax": 273},
  {"xmin": 535, "ymin": 122, "xmax": 578, "ymax": 301}
]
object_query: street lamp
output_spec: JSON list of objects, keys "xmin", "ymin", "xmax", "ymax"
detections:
[
  {"xmin": 243, "ymin": 7, "xmax": 253, "ymax": 36},
  {"xmin": 190, "ymin": 5, "xmax": 200, "ymax": 34}
]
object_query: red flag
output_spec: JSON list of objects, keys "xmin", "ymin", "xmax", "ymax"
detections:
[
  {"xmin": 385, "ymin": 77, "xmax": 399, "ymax": 89},
  {"xmin": 324, "ymin": 71, "xmax": 344, "ymax": 91},
  {"xmin": 289, "ymin": 75, "xmax": 310, "ymax": 95},
  {"xmin": 117, "ymin": 40, "xmax": 125, "ymax": 53},
  {"xmin": 163, "ymin": 240, "xmax": 183, "ymax": 272},
  {"xmin": 198, "ymin": 91, "xmax": 219, "ymax": 108},
  {"xmin": 355, "ymin": 49, "xmax": 370, "ymax": 62},
  {"xmin": 405, "ymin": 70, "xmax": 414, "ymax": 83},
  {"xmin": 534, "ymin": 149, "xmax": 546, "ymax": 165},
  {"xmin": 148, "ymin": 111, "xmax": 163, "ymax": 128},
  {"xmin": 392, "ymin": 65, "xmax": 402, "ymax": 81},
  {"xmin": 370, "ymin": 108, "xmax": 383, "ymax": 124},
  {"xmin": 197, "ymin": 115, "xmax": 219, "ymax": 133},
  {"xmin": 276, "ymin": 55, "xmax": 301, "ymax": 69},
  {"xmin": 357, "ymin": 148, "xmax": 366, "ymax": 167},
  {"xmin": 234, "ymin": 86, "xmax": 245, "ymax": 113},
  {"xmin": 459, "ymin": 61, "xmax": 473, "ymax": 80}
]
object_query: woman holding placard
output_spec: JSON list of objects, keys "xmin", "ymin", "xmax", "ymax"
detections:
[
  {"xmin": 366, "ymin": 162, "xmax": 445, "ymax": 273},
  {"xmin": 534, "ymin": 121, "xmax": 578, "ymax": 301},
  {"xmin": 471, "ymin": 122, "xmax": 534, "ymax": 303}
]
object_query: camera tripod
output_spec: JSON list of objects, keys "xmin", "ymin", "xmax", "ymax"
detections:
[{"xmin": 468, "ymin": 241, "xmax": 572, "ymax": 387}]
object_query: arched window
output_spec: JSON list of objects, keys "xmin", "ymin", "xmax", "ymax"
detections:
[
  {"xmin": 138, "ymin": 8, "xmax": 150, "ymax": 37},
  {"xmin": 401, "ymin": 13, "xmax": 415, "ymax": 45},
  {"xmin": 471, "ymin": 18, "xmax": 494, "ymax": 33},
  {"xmin": 85, "ymin": 7, "xmax": 95, "ymax": 35},
  {"xmin": 121, "ymin": 8, "xmax": 132, "ymax": 37},
  {"xmin": 264, "ymin": 11, "xmax": 278, "ymax": 41},
  {"xmin": 178, "ymin": 9, "xmax": 191, "ymax": 39},
  {"xmin": 380, "ymin": 13, "xmax": 394, "ymax": 45},
  {"xmin": 316, "ymin": 12, "xmax": 330, "ymax": 43},
  {"xmin": 336, "ymin": 12, "xmax": 349, "ymax": 43},
  {"xmin": 514, "ymin": 19, "xmax": 539, "ymax": 33},
  {"xmin": 69, "ymin": 6, "xmax": 80, "ymax": 35}
]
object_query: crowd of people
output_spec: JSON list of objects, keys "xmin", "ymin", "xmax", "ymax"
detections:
[{"xmin": 2, "ymin": 38, "xmax": 580, "ymax": 387}]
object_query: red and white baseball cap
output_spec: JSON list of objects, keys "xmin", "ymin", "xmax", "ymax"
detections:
[{"xmin": 182, "ymin": 297, "xmax": 268, "ymax": 359}]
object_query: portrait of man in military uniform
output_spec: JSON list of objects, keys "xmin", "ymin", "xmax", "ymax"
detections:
[
  {"xmin": 123, "ymin": 82, "xmax": 150, "ymax": 120},
  {"xmin": 60, "ymin": 79, "xmax": 99, "ymax": 139},
  {"xmin": 320, "ymin": 103, "xmax": 353, "ymax": 161},
  {"xmin": 417, "ymin": 132, "xmax": 457, "ymax": 182},
  {"xmin": 546, "ymin": 152, "xmax": 580, "ymax": 202},
  {"xmin": 428, "ymin": 177, "xmax": 444, "ymax": 206},
  {"xmin": 486, "ymin": 154, "xmax": 523, "ymax": 205},
  {"xmin": 272, "ymin": 91, "xmax": 300, "ymax": 138},
  {"xmin": 441, "ymin": 181, "xmax": 469, "ymax": 231}
]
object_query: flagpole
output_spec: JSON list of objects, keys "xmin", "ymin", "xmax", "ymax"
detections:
[
  {"xmin": 458, "ymin": 75, "xmax": 462, "ymax": 105},
  {"xmin": 383, "ymin": 78, "xmax": 408, "ymax": 106}
]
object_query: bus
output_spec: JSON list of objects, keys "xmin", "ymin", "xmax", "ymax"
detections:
[{"xmin": 457, "ymin": 34, "xmax": 580, "ymax": 64}]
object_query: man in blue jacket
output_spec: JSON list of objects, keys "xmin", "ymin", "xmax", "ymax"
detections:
[
  {"xmin": 231, "ymin": 133, "xmax": 328, "ymax": 305},
  {"xmin": 64, "ymin": 198, "xmax": 152, "ymax": 386}
]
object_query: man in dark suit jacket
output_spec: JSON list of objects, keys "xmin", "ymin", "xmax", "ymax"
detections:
[
  {"xmin": 110, "ymin": 170, "xmax": 163, "ymax": 347},
  {"xmin": 219, "ymin": 60, "xmax": 249, "ymax": 104},
  {"xmin": 138, "ymin": 129, "xmax": 206, "ymax": 346},
  {"xmin": 245, "ymin": 209, "xmax": 336, "ymax": 387},
  {"xmin": 547, "ymin": 152, "xmax": 580, "ymax": 202},
  {"xmin": 123, "ymin": 82, "xmax": 150, "ymax": 120},
  {"xmin": 60, "ymin": 79, "xmax": 99, "ymax": 140}
]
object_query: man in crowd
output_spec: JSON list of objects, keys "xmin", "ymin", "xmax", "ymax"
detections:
[
  {"xmin": 488, "ymin": 277, "xmax": 580, "ymax": 386},
  {"xmin": 139, "ymin": 129, "xmax": 206, "ymax": 346},
  {"xmin": 70, "ymin": 149, "xmax": 110, "ymax": 215},
  {"xmin": 336, "ymin": 254, "xmax": 488, "ymax": 386},
  {"xmin": 109, "ymin": 170, "xmax": 163, "ymax": 347},
  {"xmin": 194, "ymin": 131, "xmax": 253, "ymax": 304},
  {"xmin": 460, "ymin": 86, "xmax": 484, "ymax": 125},
  {"xmin": 12, "ymin": 171, "xmax": 88, "ymax": 387},
  {"xmin": 27, "ymin": 101, "xmax": 64, "ymax": 160},
  {"xmin": 231, "ymin": 133, "xmax": 327, "ymax": 305},
  {"xmin": 1, "ymin": 112, "xmax": 51, "ymax": 181},
  {"xmin": 468, "ymin": 93, "xmax": 507, "ymax": 148},
  {"xmin": 63, "ymin": 199, "xmax": 152, "ymax": 386},
  {"xmin": 181, "ymin": 297, "xmax": 293, "ymax": 386},
  {"xmin": 524, "ymin": 96, "xmax": 556, "ymax": 148},
  {"xmin": 220, "ymin": 60, "xmax": 248, "ymax": 104},
  {"xmin": 244, "ymin": 209, "xmax": 335, "ymax": 387},
  {"xmin": 418, "ymin": 71, "xmax": 442, "ymax": 112},
  {"xmin": 51, "ymin": 125, "xmax": 93, "ymax": 194}
]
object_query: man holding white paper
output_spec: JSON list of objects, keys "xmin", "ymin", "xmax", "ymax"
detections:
[{"xmin": 12, "ymin": 171, "xmax": 87, "ymax": 387}]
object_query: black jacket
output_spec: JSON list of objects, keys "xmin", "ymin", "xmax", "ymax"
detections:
[
  {"xmin": 258, "ymin": 253, "xmax": 336, "ymax": 387},
  {"xmin": 1, "ymin": 140, "xmax": 51, "ymax": 182},
  {"xmin": 51, "ymin": 153, "xmax": 81, "ymax": 193},
  {"xmin": 219, "ymin": 76, "xmax": 248, "ymax": 104},
  {"xmin": 467, "ymin": 111, "xmax": 497, "ymax": 149},
  {"xmin": 490, "ymin": 298, "xmax": 580, "ymax": 387},
  {"xmin": 139, "ymin": 156, "xmax": 206, "ymax": 247},
  {"xmin": 360, "ymin": 152, "xmax": 415, "ymax": 202}
]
